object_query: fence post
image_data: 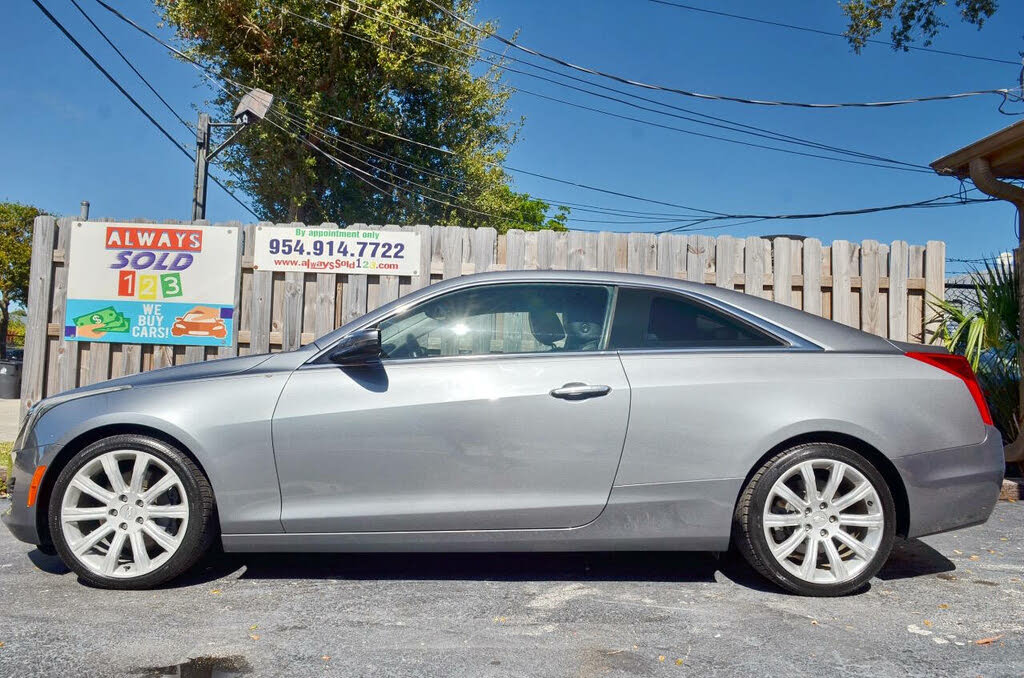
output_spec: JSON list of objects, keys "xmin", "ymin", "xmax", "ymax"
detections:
[
  {"xmin": 20, "ymin": 215, "xmax": 56, "ymax": 418},
  {"xmin": 924, "ymin": 240, "xmax": 946, "ymax": 343}
]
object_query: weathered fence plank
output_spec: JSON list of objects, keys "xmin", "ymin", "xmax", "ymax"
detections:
[
  {"xmin": 20, "ymin": 216, "xmax": 56, "ymax": 416},
  {"xmin": 802, "ymin": 238, "xmax": 823, "ymax": 315},
  {"xmin": 924, "ymin": 240, "xmax": 946, "ymax": 343},
  {"xmin": 773, "ymin": 238, "xmax": 793, "ymax": 307},
  {"xmin": 861, "ymin": 240, "xmax": 882, "ymax": 336},
  {"xmin": 21, "ymin": 222, "xmax": 948, "ymax": 405},
  {"xmin": 832, "ymin": 240, "xmax": 855, "ymax": 327},
  {"xmin": 888, "ymin": 241, "xmax": 909, "ymax": 342}
]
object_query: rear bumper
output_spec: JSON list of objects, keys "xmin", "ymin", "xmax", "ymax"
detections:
[
  {"xmin": 896, "ymin": 426, "xmax": 1005, "ymax": 539},
  {"xmin": 1, "ymin": 446, "xmax": 45, "ymax": 546}
]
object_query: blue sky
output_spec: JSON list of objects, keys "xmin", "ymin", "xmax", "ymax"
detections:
[{"xmin": 2, "ymin": 1, "xmax": 1023, "ymax": 268}]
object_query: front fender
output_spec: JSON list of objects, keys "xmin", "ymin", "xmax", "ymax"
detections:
[{"xmin": 27, "ymin": 371, "xmax": 290, "ymax": 535}]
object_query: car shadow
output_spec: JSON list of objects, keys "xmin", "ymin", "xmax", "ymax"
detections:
[
  {"xmin": 30, "ymin": 536, "xmax": 955, "ymax": 595},
  {"xmin": 875, "ymin": 536, "xmax": 955, "ymax": 580},
  {"xmin": 171, "ymin": 537, "xmax": 954, "ymax": 594}
]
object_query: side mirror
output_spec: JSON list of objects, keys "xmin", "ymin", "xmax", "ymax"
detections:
[{"xmin": 329, "ymin": 328, "xmax": 381, "ymax": 365}]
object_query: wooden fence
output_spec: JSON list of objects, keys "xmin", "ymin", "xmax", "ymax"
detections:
[{"xmin": 20, "ymin": 216, "xmax": 945, "ymax": 414}]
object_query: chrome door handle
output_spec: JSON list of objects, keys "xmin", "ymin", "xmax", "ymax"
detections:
[{"xmin": 549, "ymin": 382, "xmax": 612, "ymax": 400}]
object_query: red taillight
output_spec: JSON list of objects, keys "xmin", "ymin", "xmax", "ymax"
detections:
[{"xmin": 905, "ymin": 351, "xmax": 993, "ymax": 426}]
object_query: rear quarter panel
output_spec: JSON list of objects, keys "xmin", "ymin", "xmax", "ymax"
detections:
[{"xmin": 614, "ymin": 351, "xmax": 987, "ymax": 486}]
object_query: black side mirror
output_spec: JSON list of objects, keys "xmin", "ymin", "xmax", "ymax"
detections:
[{"xmin": 329, "ymin": 328, "xmax": 382, "ymax": 365}]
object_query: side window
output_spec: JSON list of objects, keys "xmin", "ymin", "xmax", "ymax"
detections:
[
  {"xmin": 377, "ymin": 283, "xmax": 613, "ymax": 359},
  {"xmin": 608, "ymin": 288, "xmax": 783, "ymax": 350}
]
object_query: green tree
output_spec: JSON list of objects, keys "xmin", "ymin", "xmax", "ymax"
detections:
[
  {"xmin": 840, "ymin": 0, "xmax": 999, "ymax": 51},
  {"xmin": 157, "ymin": 0, "xmax": 567, "ymax": 229},
  {"xmin": 0, "ymin": 203, "xmax": 39, "ymax": 358}
]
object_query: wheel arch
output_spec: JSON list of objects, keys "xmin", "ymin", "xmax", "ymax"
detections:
[
  {"xmin": 34, "ymin": 424, "xmax": 215, "ymax": 548},
  {"xmin": 737, "ymin": 431, "xmax": 910, "ymax": 538}
]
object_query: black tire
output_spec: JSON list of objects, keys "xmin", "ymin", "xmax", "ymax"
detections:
[
  {"xmin": 732, "ymin": 442, "xmax": 896, "ymax": 597},
  {"xmin": 48, "ymin": 434, "xmax": 216, "ymax": 590}
]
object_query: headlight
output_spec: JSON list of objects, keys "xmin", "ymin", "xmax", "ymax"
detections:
[{"xmin": 14, "ymin": 385, "xmax": 132, "ymax": 450}]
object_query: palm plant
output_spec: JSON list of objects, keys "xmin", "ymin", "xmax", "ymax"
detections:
[{"xmin": 929, "ymin": 258, "xmax": 1020, "ymax": 446}]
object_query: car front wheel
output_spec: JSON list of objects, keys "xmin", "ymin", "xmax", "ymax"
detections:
[
  {"xmin": 48, "ymin": 434, "xmax": 215, "ymax": 589},
  {"xmin": 733, "ymin": 442, "xmax": 896, "ymax": 596}
]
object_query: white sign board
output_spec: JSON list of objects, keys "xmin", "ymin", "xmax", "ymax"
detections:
[
  {"xmin": 64, "ymin": 221, "xmax": 241, "ymax": 347},
  {"xmin": 253, "ymin": 225, "xmax": 420, "ymax": 276}
]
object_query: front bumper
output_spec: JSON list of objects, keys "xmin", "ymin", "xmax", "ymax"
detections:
[
  {"xmin": 2, "ymin": 445, "xmax": 46, "ymax": 546},
  {"xmin": 895, "ymin": 425, "xmax": 1005, "ymax": 539}
]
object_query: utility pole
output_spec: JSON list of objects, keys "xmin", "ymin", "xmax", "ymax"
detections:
[
  {"xmin": 191, "ymin": 89, "xmax": 274, "ymax": 221},
  {"xmin": 191, "ymin": 113, "xmax": 210, "ymax": 221}
]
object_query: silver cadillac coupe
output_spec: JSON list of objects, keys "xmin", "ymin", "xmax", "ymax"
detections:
[{"xmin": 3, "ymin": 271, "xmax": 1004, "ymax": 596}]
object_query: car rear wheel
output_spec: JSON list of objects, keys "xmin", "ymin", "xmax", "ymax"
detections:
[
  {"xmin": 48, "ymin": 434, "xmax": 215, "ymax": 589},
  {"xmin": 733, "ymin": 442, "xmax": 896, "ymax": 596}
]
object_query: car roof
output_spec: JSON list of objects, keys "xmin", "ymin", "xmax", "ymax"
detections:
[{"xmin": 318, "ymin": 270, "xmax": 900, "ymax": 353}]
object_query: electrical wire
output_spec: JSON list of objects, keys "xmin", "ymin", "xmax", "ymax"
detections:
[
  {"xmin": 271, "ymin": 107, "xmax": 714, "ymax": 222},
  {"xmin": 270, "ymin": 109, "xmax": 708, "ymax": 226},
  {"xmin": 90, "ymin": 0, "xmax": 730, "ymax": 217},
  {"xmin": 274, "ymin": 107, "xmax": 994, "ymax": 233},
  {"xmin": 90, "ymin": 0, "xmax": 996, "ymax": 230},
  {"xmin": 66, "ymin": 0, "xmax": 259, "ymax": 218},
  {"xmin": 303, "ymin": 3, "xmax": 927, "ymax": 172},
  {"xmin": 333, "ymin": 0, "xmax": 926, "ymax": 169},
  {"xmin": 647, "ymin": 0, "xmax": 1020, "ymax": 66},
  {"xmin": 30, "ymin": 0, "xmax": 259, "ymax": 220},
  {"xmin": 422, "ymin": 0, "xmax": 1017, "ymax": 108}
]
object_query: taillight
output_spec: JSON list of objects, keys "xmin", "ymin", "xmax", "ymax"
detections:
[{"xmin": 905, "ymin": 352, "xmax": 993, "ymax": 426}]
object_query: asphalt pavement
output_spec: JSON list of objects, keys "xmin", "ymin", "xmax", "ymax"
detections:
[{"xmin": 0, "ymin": 500, "xmax": 1021, "ymax": 678}]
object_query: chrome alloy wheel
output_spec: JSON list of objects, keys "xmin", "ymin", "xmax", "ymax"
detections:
[
  {"xmin": 59, "ymin": 450, "xmax": 190, "ymax": 579},
  {"xmin": 762, "ymin": 459, "xmax": 884, "ymax": 585}
]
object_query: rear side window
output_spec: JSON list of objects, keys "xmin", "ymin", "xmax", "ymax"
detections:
[{"xmin": 608, "ymin": 288, "xmax": 783, "ymax": 350}]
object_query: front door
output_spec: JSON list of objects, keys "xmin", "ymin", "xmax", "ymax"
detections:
[{"xmin": 272, "ymin": 282, "xmax": 630, "ymax": 532}]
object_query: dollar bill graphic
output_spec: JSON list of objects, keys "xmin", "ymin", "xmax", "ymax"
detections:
[
  {"xmin": 73, "ymin": 306, "xmax": 119, "ymax": 327},
  {"xmin": 72, "ymin": 307, "xmax": 130, "ymax": 333}
]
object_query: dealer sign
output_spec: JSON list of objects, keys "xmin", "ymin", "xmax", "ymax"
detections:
[
  {"xmin": 64, "ymin": 221, "xmax": 242, "ymax": 347},
  {"xmin": 253, "ymin": 225, "xmax": 420, "ymax": 276}
]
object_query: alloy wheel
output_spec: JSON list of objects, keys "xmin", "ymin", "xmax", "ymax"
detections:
[
  {"xmin": 761, "ymin": 459, "xmax": 885, "ymax": 584},
  {"xmin": 59, "ymin": 449, "xmax": 190, "ymax": 579}
]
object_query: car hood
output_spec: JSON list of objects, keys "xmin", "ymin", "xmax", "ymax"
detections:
[{"xmin": 71, "ymin": 352, "xmax": 277, "ymax": 393}]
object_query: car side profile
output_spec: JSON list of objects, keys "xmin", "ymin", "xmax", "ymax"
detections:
[{"xmin": 3, "ymin": 271, "xmax": 1004, "ymax": 595}]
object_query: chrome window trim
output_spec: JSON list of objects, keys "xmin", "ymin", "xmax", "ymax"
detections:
[
  {"xmin": 306, "ymin": 276, "xmax": 822, "ymax": 367},
  {"xmin": 298, "ymin": 349, "xmax": 622, "ymax": 370},
  {"xmin": 307, "ymin": 280, "xmax": 618, "ymax": 366}
]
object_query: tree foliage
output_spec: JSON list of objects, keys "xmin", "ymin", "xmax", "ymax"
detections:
[
  {"xmin": 0, "ymin": 202, "xmax": 39, "ymax": 356},
  {"xmin": 841, "ymin": 0, "xmax": 999, "ymax": 51},
  {"xmin": 157, "ymin": 0, "xmax": 567, "ymax": 229},
  {"xmin": 929, "ymin": 258, "xmax": 1019, "ymax": 444}
]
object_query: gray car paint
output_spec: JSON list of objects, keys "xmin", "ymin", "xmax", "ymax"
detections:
[{"xmin": 2, "ymin": 270, "xmax": 1004, "ymax": 553}]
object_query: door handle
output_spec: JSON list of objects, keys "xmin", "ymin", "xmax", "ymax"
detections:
[{"xmin": 549, "ymin": 382, "xmax": 612, "ymax": 400}]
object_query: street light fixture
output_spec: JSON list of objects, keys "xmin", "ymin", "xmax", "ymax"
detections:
[{"xmin": 192, "ymin": 88, "xmax": 273, "ymax": 221}]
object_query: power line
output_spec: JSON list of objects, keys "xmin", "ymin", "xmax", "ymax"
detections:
[
  {"xmin": 279, "ymin": 7, "xmax": 929, "ymax": 174},
  {"xmin": 69, "ymin": 0, "xmax": 258, "ymax": 216},
  {"xmin": 90, "ymin": 0, "xmax": 995, "ymax": 229},
  {"xmin": 271, "ymin": 109, "xmax": 709, "ymax": 226},
  {"xmin": 274, "ymin": 107, "xmax": 993, "ymax": 233},
  {"xmin": 318, "ymin": 2, "xmax": 927, "ymax": 171},
  {"xmin": 657, "ymin": 193, "xmax": 996, "ymax": 232},
  {"xmin": 89, "ymin": 0, "xmax": 722, "ymax": 219},
  {"xmin": 647, "ymin": 0, "xmax": 1020, "ymax": 67},
  {"xmin": 422, "ymin": 0, "xmax": 1017, "ymax": 109},
  {"xmin": 32, "ymin": 0, "xmax": 259, "ymax": 220},
  {"xmin": 272, "ymin": 108, "xmax": 714, "ymax": 222}
]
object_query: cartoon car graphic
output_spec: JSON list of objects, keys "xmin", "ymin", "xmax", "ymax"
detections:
[{"xmin": 171, "ymin": 306, "xmax": 227, "ymax": 339}]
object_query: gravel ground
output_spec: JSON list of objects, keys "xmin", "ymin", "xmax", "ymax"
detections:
[{"xmin": 0, "ymin": 499, "xmax": 1021, "ymax": 678}]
